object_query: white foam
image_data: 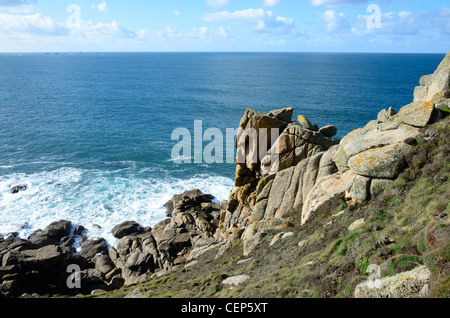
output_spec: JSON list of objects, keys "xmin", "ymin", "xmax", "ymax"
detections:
[{"xmin": 0, "ymin": 167, "xmax": 233, "ymax": 246}]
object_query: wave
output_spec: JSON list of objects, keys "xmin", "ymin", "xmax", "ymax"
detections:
[{"xmin": 0, "ymin": 166, "xmax": 234, "ymax": 245}]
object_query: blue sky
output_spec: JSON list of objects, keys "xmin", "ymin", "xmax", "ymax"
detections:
[{"xmin": 0, "ymin": 0, "xmax": 448, "ymax": 52}]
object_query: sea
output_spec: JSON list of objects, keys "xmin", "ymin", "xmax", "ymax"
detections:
[{"xmin": 0, "ymin": 52, "xmax": 445, "ymax": 245}]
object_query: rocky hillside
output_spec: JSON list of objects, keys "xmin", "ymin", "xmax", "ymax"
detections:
[{"xmin": 1, "ymin": 53, "xmax": 449, "ymax": 299}]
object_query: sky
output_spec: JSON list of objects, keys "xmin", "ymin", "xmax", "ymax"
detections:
[{"xmin": 0, "ymin": 0, "xmax": 448, "ymax": 53}]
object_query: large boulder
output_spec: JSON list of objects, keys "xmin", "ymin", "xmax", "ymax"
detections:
[
  {"xmin": 397, "ymin": 101, "xmax": 436, "ymax": 128},
  {"xmin": 318, "ymin": 125, "xmax": 338, "ymax": 138},
  {"xmin": 297, "ymin": 115, "xmax": 318, "ymax": 131},
  {"xmin": 111, "ymin": 221, "xmax": 144, "ymax": 239},
  {"xmin": 414, "ymin": 52, "xmax": 450, "ymax": 103},
  {"xmin": 80, "ymin": 238, "xmax": 109, "ymax": 260},
  {"xmin": 28, "ymin": 220, "xmax": 72, "ymax": 247},
  {"xmin": 331, "ymin": 101, "xmax": 433, "ymax": 203},
  {"xmin": 355, "ymin": 266, "xmax": 432, "ymax": 298},
  {"xmin": 348, "ymin": 143, "xmax": 412, "ymax": 179},
  {"xmin": 332, "ymin": 120, "xmax": 420, "ymax": 173},
  {"xmin": 110, "ymin": 230, "xmax": 161, "ymax": 285}
]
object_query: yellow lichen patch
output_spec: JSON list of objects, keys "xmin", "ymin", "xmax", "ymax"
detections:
[{"xmin": 348, "ymin": 143, "xmax": 409, "ymax": 178}]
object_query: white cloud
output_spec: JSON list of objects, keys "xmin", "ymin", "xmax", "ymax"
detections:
[
  {"xmin": 138, "ymin": 24, "xmax": 231, "ymax": 46},
  {"xmin": 319, "ymin": 9, "xmax": 350, "ymax": 32},
  {"xmin": 0, "ymin": 12, "xmax": 135, "ymax": 41},
  {"xmin": 206, "ymin": 0, "xmax": 230, "ymax": 8},
  {"xmin": 91, "ymin": 1, "xmax": 108, "ymax": 12},
  {"xmin": 69, "ymin": 20, "xmax": 135, "ymax": 40},
  {"xmin": 313, "ymin": 5, "xmax": 450, "ymax": 49},
  {"xmin": 173, "ymin": 10, "xmax": 180, "ymax": 16},
  {"xmin": 311, "ymin": 0, "xmax": 368, "ymax": 7},
  {"xmin": 355, "ymin": 11, "xmax": 417, "ymax": 35},
  {"xmin": 434, "ymin": 6, "xmax": 450, "ymax": 34},
  {"xmin": 203, "ymin": 8, "xmax": 297, "ymax": 36},
  {"xmin": 263, "ymin": 0, "xmax": 281, "ymax": 7},
  {"xmin": 0, "ymin": 12, "xmax": 67, "ymax": 36}
]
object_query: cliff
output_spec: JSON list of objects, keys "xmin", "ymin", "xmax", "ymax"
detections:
[{"xmin": 1, "ymin": 53, "xmax": 449, "ymax": 299}]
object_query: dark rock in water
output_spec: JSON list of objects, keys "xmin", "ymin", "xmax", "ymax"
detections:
[
  {"xmin": 74, "ymin": 225, "xmax": 85, "ymax": 236},
  {"xmin": 28, "ymin": 230, "xmax": 59, "ymax": 247},
  {"xmin": 10, "ymin": 184, "xmax": 28, "ymax": 194},
  {"xmin": 45, "ymin": 220, "xmax": 72, "ymax": 240},
  {"xmin": 164, "ymin": 189, "xmax": 214, "ymax": 217},
  {"xmin": 60, "ymin": 236, "xmax": 75, "ymax": 248},
  {"xmin": 0, "ymin": 237, "xmax": 34, "ymax": 253},
  {"xmin": 111, "ymin": 221, "xmax": 143, "ymax": 239},
  {"xmin": 0, "ymin": 221, "xmax": 121, "ymax": 297},
  {"xmin": 27, "ymin": 220, "xmax": 72, "ymax": 248},
  {"xmin": 3, "ymin": 232, "xmax": 19, "ymax": 240}
]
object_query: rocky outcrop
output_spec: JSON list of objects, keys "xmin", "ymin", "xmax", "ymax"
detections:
[
  {"xmin": 0, "ymin": 225, "xmax": 114, "ymax": 297},
  {"xmin": 109, "ymin": 229, "xmax": 161, "ymax": 285},
  {"xmin": 414, "ymin": 52, "xmax": 450, "ymax": 103},
  {"xmin": 107, "ymin": 189, "xmax": 226, "ymax": 285},
  {"xmin": 216, "ymin": 52, "xmax": 450, "ymax": 257},
  {"xmin": 331, "ymin": 99, "xmax": 443, "ymax": 202},
  {"xmin": 0, "ymin": 190, "xmax": 225, "ymax": 296},
  {"xmin": 216, "ymin": 110, "xmax": 341, "ymax": 255}
]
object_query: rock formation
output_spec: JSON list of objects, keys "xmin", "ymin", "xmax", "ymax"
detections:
[
  {"xmin": 1, "ymin": 52, "xmax": 449, "ymax": 298},
  {"xmin": 0, "ymin": 190, "xmax": 226, "ymax": 296},
  {"xmin": 215, "ymin": 51, "xmax": 450, "ymax": 256}
]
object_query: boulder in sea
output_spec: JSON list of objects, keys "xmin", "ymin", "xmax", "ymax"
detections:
[
  {"xmin": 27, "ymin": 220, "xmax": 72, "ymax": 247},
  {"xmin": 10, "ymin": 184, "xmax": 28, "ymax": 194},
  {"xmin": 74, "ymin": 225, "xmax": 85, "ymax": 236}
]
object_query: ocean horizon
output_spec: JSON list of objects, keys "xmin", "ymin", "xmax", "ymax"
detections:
[{"xmin": 0, "ymin": 52, "xmax": 445, "ymax": 245}]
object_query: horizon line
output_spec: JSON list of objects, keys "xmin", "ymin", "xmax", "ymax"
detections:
[{"xmin": 0, "ymin": 51, "xmax": 447, "ymax": 55}]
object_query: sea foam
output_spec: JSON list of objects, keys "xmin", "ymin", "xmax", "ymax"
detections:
[{"xmin": 0, "ymin": 167, "xmax": 233, "ymax": 246}]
